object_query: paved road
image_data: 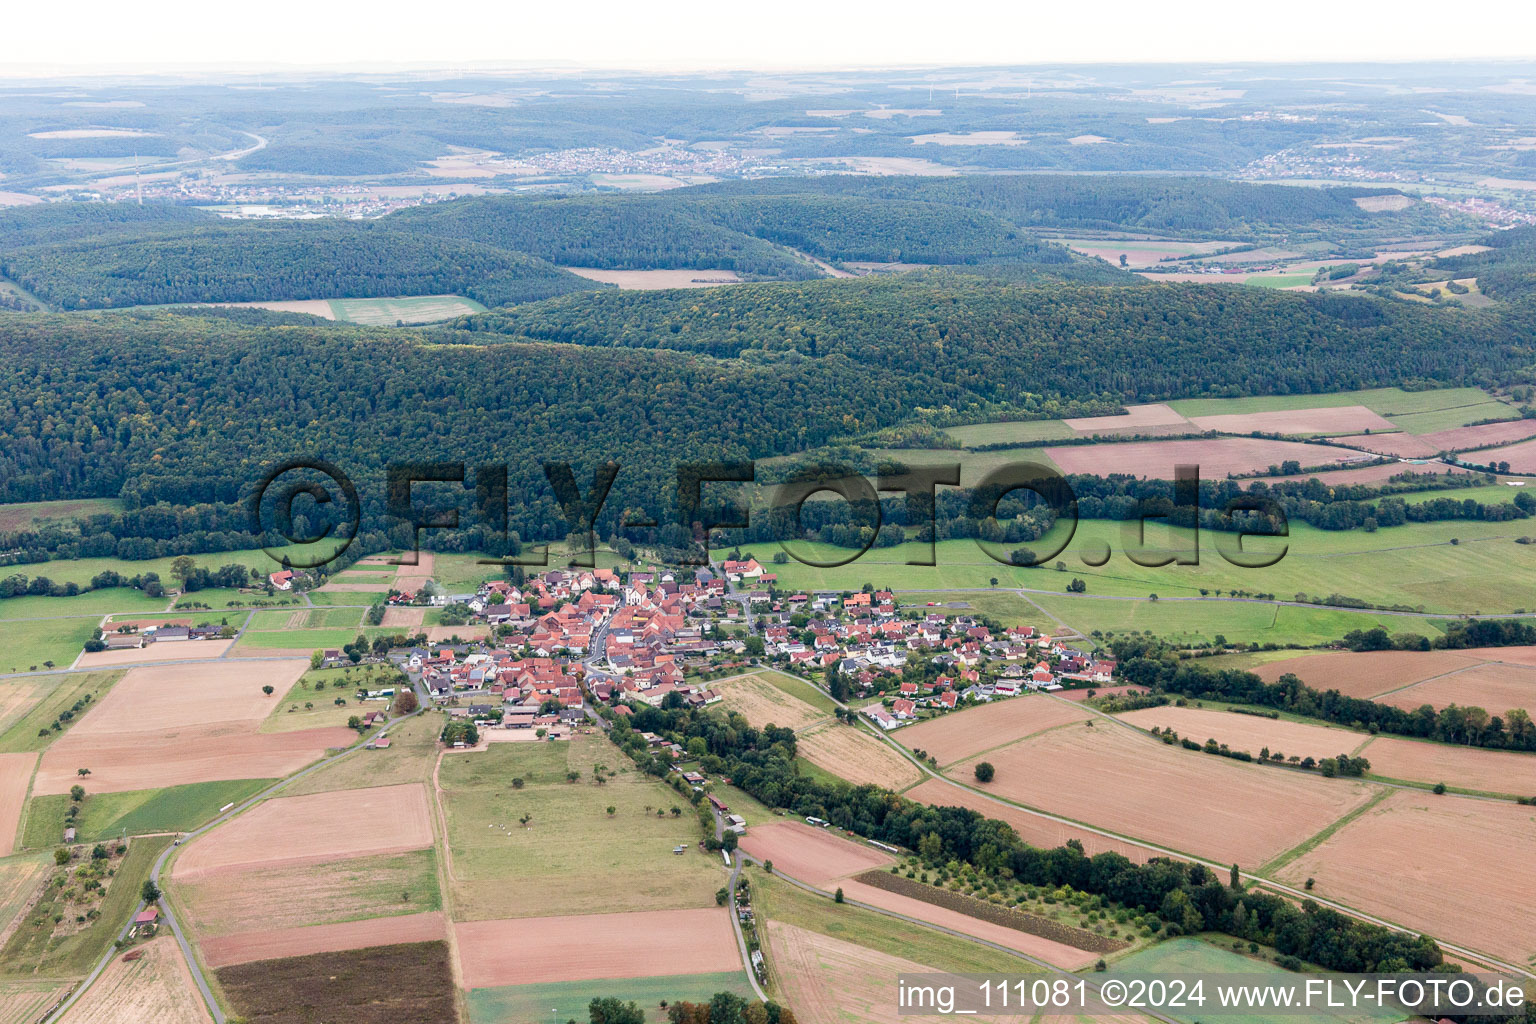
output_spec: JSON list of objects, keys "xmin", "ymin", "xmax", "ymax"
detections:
[
  {"xmin": 712, "ymin": 807, "xmax": 769, "ymax": 1002},
  {"xmin": 43, "ymin": 704, "xmax": 425, "ymax": 1024}
]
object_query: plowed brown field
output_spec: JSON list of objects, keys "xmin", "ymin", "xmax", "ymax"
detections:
[
  {"xmin": 60, "ymin": 937, "xmax": 211, "ymax": 1024},
  {"xmin": 0, "ymin": 753, "xmax": 36, "ymax": 856},
  {"xmin": 738, "ymin": 820, "xmax": 893, "ymax": 885},
  {"xmin": 453, "ymin": 908, "xmax": 740, "ymax": 987},
  {"xmin": 957, "ymin": 724, "xmax": 1378, "ymax": 865},
  {"xmin": 200, "ymin": 911, "xmax": 446, "ymax": 968},
  {"xmin": 1356, "ymin": 737, "xmax": 1536, "ymax": 796},
  {"xmin": 895, "ymin": 696, "xmax": 1089, "ymax": 765},
  {"xmin": 1275, "ymin": 792, "xmax": 1536, "ymax": 963},
  {"xmin": 1047, "ymin": 438, "xmax": 1358, "ymax": 479},
  {"xmin": 1251, "ymin": 649, "xmax": 1485, "ymax": 698},
  {"xmin": 1117, "ymin": 706, "xmax": 1365, "ymax": 760},
  {"xmin": 1377, "ymin": 662, "xmax": 1536, "ymax": 714},
  {"xmin": 172, "ymin": 783, "xmax": 433, "ymax": 878}
]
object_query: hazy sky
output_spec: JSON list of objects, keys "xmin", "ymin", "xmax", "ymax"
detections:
[{"xmin": 4, "ymin": 0, "xmax": 1534, "ymax": 73}]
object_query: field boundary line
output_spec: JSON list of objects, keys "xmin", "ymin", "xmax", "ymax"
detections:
[{"xmin": 1257, "ymin": 787, "xmax": 1392, "ymax": 877}]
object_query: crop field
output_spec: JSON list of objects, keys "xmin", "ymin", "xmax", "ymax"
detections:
[
  {"xmin": 201, "ymin": 912, "xmax": 448, "ymax": 968},
  {"xmin": 439, "ymin": 734, "xmax": 721, "ymax": 920},
  {"xmin": 766, "ymin": 921, "xmax": 965, "ymax": 1024},
  {"xmin": 715, "ymin": 672, "xmax": 829, "ymax": 729},
  {"xmin": 380, "ymin": 606, "xmax": 424, "ymax": 628},
  {"xmin": 466, "ymin": 972, "xmax": 756, "ymax": 1024},
  {"xmin": 953, "ymin": 723, "xmax": 1379, "ymax": 865},
  {"xmin": 329, "ymin": 294, "xmax": 486, "ymax": 325},
  {"xmin": 0, "ymin": 497, "xmax": 123, "ymax": 534},
  {"xmin": 35, "ymin": 660, "xmax": 351, "ymax": 794},
  {"xmin": 1164, "ymin": 386, "xmax": 1507, "ymax": 422},
  {"xmin": 1250, "ymin": 649, "xmax": 1489, "ymax": 697},
  {"xmin": 1355, "ymin": 736, "xmax": 1536, "ymax": 796},
  {"xmin": 0, "ymin": 754, "xmax": 34, "ymax": 856},
  {"xmin": 173, "ymin": 784, "xmax": 432, "ymax": 879},
  {"xmin": 1184, "ymin": 405, "xmax": 1397, "ymax": 435},
  {"xmin": 0, "ymin": 981, "xmax": 68, "ymax": 1024},
  {"xmin": 1047, "ymin": 437, "xmax": 1361, "ymax": 478},
  {"xmin": 797, "ymin": 721, "xmax": 922, "ymax": 788},
  {"xmin": 455, "ymin": 908, "xmax": 740, "ymax": 987},
  {"xmin": 943, "ymin": 419, "xmax": 1076, "ymax": 446},
  {"xmin": 1275, "ymin": 791, "xmax": 1536, "ymax": 964},
  {"xmin": 904, "ymin": 778, "xmax": 1159, "ymax": 863},
  {"xmin": 739, "ymin": 821, "xmax": 894, "ymax": 886},
  {"xmin": 1338, "ymin": 418, "xmax": 1536, "ymax": 457},
  {"xmin": 1115, "ymin": 706, "xmax": 1366, "ymax": 761},
  {"xmin": 0, "ymin": 671, "xmax": 121, "ymax": 754},
  {"xmin": 214, "ymin": 939, "xmax": 457, "ymax": 1024},
  {"xmin": 283, "ymin": 712, "xmax": 440, "ymax": 797},
  {"xmin": 1480, "ymin": 436, "xmax": 1536, "ymax": 473},
  {"xmin": 0, "ymin": 618, "xmax": 98, "ymax": 674},
  {"xmin": 834, "ymin": 875, "xmax": 1098, "ymax": 968},
  {"xmin": 72, "ymin": 638, "xmax": 235, "ymax": 668},
  {"xmin": 21, "ymin": 778, "xmax": 271, "ymax": 850},
  {"xmin": 178, "ymin": 847, "xmax": 439, "ymax": 939},
  {"xmin": 1375, "ymin": 662, "xmax": 1535, "ymax": 714},
  {"xmin": 894, "ymin": 696, "xmax": 1090, "ymax": 766},
  {"xmin": 60, "ymin": 936, "xmax": 211, "ymax": 1024},
  {"xmin": 1109, "ymin": 938, "xmax": 1406, "ymax": 1024}
]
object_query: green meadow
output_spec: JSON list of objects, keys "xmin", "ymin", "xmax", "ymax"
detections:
[
  {"xmin": 467, "ymin": 973, "xmax": 756, "ymax": 1024},
  {"xmin": 21, "ymin": 779, "xmax": 275, "ymax": 849}
]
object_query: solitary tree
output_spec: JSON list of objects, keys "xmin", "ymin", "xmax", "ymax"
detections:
[
  {"xmin": 393, "ymin": 690, "xmax": 418, "ymax": 715},
  {"xmin": 262, "ymin": 685, "xmax": 275, "ymax": 696},
  {"xmin": 834, "ymin": 887, "xmax": 845, "ymax": 904},
  {"xmin": 973, "ymin": 762, "xmax": 995, "ymax": 783},
  {"xmin": 76, "ymin": 768, "xmax": 90, "ymax": 777},
  {"xmin": 606, "ymin": 806, "xmax": 616, "ymax": 816},
  {"xmin": 519, "ymin": 813, "xmax": 533, "ymax": 828},
  {"xmin": 69, "ymin": 785, "xmax": 85, "ymax": 802},
  {"xmin": 141, "ymin": 880, "xmax": 162, "ymax": 903}
]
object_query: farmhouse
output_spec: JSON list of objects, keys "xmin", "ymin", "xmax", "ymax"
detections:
[{"xmin": 269, "ymin": 570, "xmax": 295, "ymax": 590}]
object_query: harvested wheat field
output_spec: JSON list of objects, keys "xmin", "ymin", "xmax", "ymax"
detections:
[
  {"xmin": 1187, "ymin": 406, "xmax": 1394, "ymax": 436},
  {"xmin": 1047, "ymin": 438, "xmax": 1356, "ymax": 479},
  {"xmin": 905, "ymin": 779, "xmax": 1159, "ymax": 864},
  {"xmin": 60, "ymin": 936, "xmax": 211, "ymax": 1024},
  {"xmin": 1064, "ymin": 404, "xmax": 1191, "ymax": 435},
  {"xmin": 1356, "ymin": 737, "xmax": 1536, "ymax": 796},
  {"xmin": 393, "ymin": 552, "xmax": 435, "ymax": 591},
  {"xmin": 767, "ymin": 921, "xmax": 995, "ymax": 1024},
  {"xmin": 1275, "ymin": 792, "xmax": 1536, "ymax": 963},
  {"xmin": 35, "ymin": 660, "xmax": 346, "ymax": 795},
  {"xmin": 200, "ymin": 911, "xmax": 446, "ymax": 968},
  {"xmin": 739, "ymin": 820, "xmax": 893, "ymax": 886},
  {"xmin": 716, "ymin": 673, "xmax": 827, "ymax": 730},
  {"xmin": 958, "ymin": 724, "xmax": 1379, "ymax": 865},
  {"xmin": 73, "ymin": 639, "xmax": 234, "ymax": 668},
  {"xmin": 177, "ymin": 849, "xmax": 439, "ymax": 939},
  {"xmin": 317, "ymin": 582, "xmax": 391, "ymax": 593},
  {"xmin": 836, "ymin": 878, "xmax": 1098, "ymax": 969},
  {"xmin": 1252, "ymin": 649, "xmax": 1485, "ymax": 698},
  {"xmin": 423, "ymin": 625, "xmax": 490, "ymax": 643},
  {"xmin": 0, "ymin": 980, "xmax": 69, "ymax": 1024},
  {"xmin": 454, "ymin": 908, "xmax": 740, "ymax": 988},
  {"xmin": 895, "ymin": 696, "xmax": 1089, "ymax": 765},
  {"xmin": 173, "ymin": 783, "xmax": 433, "ymax": 878},
  {"xmin": 1377, "ymin": 662, "xmax": 1536, "ymax": 713},
  {"xmin": 37, "ymin": 728, "xmax": 353, "ymax": 794},
  {"xmin": 1117, "ymin": 706, "xmax": 1366, "ymax": 761},
  {"xmin": 1480, "ymin": 436, "xmax": 1536, "ymax": 473},
  {"xmin": 1462, "ymin": 645, "xmax": 1536, "ymax": 666},
  {"xmin": 798, "ymin": 721, "xmax": 922, "ymax": 788},
  {"xmin": 379, "ymin": 607, "xmax": 424, "ymax": 629},
  {"xmin": 0, "ymin": 753, "xmax": 36, "ymax": 856},
  {"xmin": 1338, "ymin": 418, "xmax": 1536, "ymax": 457}
]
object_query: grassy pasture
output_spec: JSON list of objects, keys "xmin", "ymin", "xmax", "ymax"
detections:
[
  {"xmin": 1164, "ymin": 386, "xmax": 1504, "ymax": 421},
  {"xmin": 283, "ymin": 712, "xmax": 441, "ymax": 797},
  {"xmin": 261, "ymin": 665, "xmax": 398, "ymax": 733},
  {"xmin": 942, "ymin": 419, "xmax": 1077, "ymax": 446},
  {"xmin": 20, "ymin": 779, "xmax": 272, "ymax": 849},
  {"xmin": 0, "ymin": 589, "xmax": 169, "ymax": 621},
  {"xmin": 438, "ymin": 734, "xmax": 722, "ymax": 920},
  {"xmin": 0, "ymin": 671, "xmax": 121, "ymax": 754},
  {"xmin": 0, "ymin": 618, "xmax": 99, "ymax": 674},
  {"xmin": 738, "ymin": 518, "xmax": 1536, "ymax": 616},
  {"xmin": 467, "ymin": 972, "xmax": 755, "ymax": 1024}
]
